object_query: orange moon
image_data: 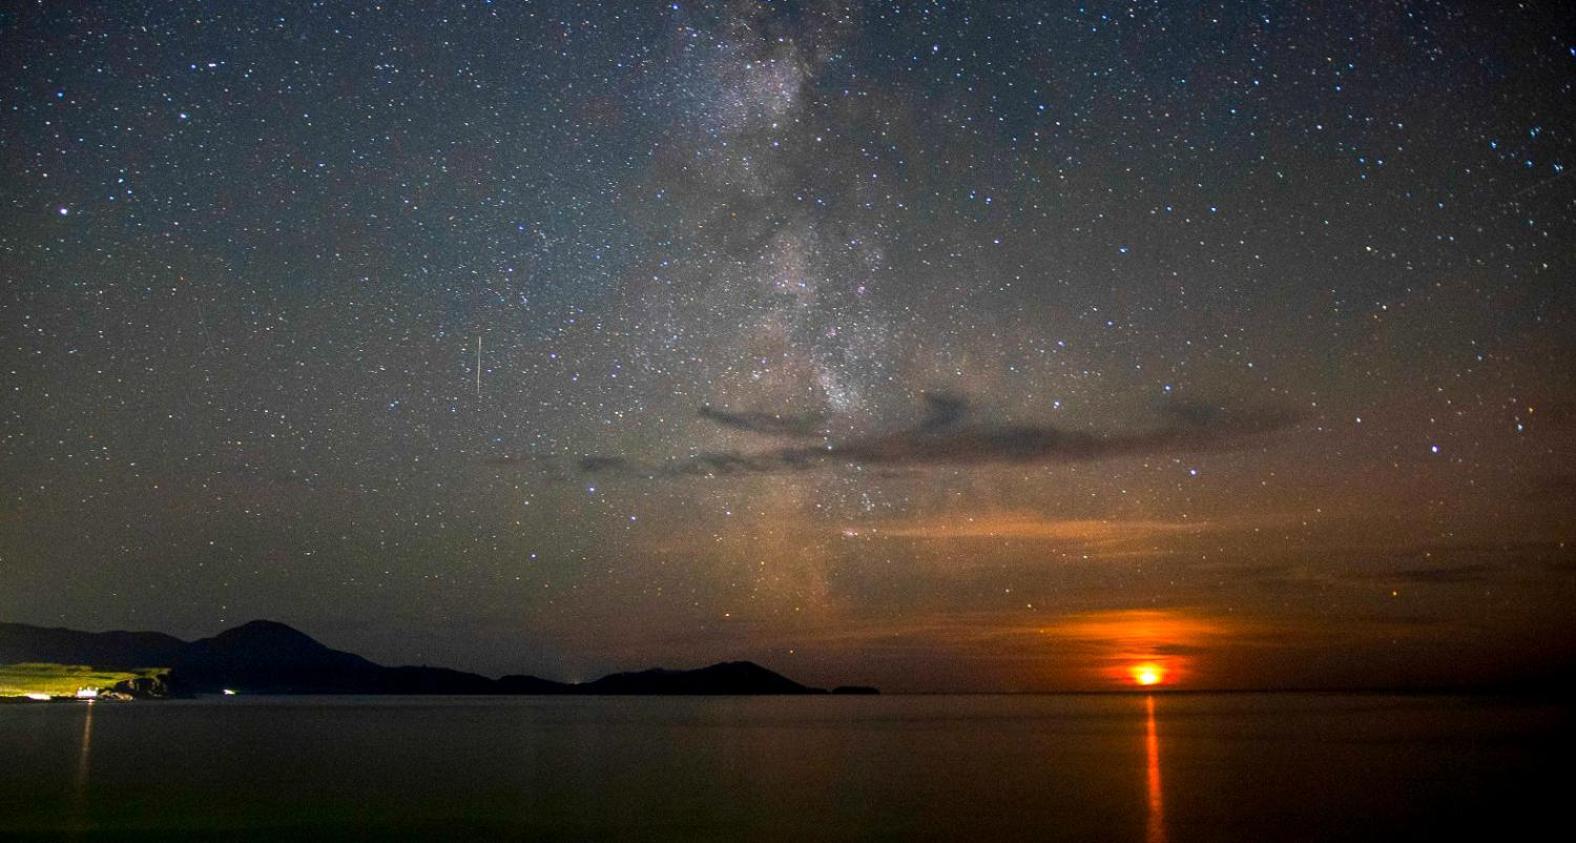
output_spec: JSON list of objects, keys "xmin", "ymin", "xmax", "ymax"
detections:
[{"xmin": 1130, "ymin": 663, "xmax": 1165, "ymax": 686}]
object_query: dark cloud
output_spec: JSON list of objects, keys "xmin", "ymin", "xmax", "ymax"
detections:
[
  {"xmin": 1353, "ymin": 540, "xmax": 1576, "ymax": 583},
  {"xmin": 1152, "ymin": 642, "xmax": 1209, "ymax": 656},
  {"xmin": 580, "ymin": 394, "xmax": 1300, "ymax": 477},
  {"xmin": 778, "ymin": 397, "xmax": 1296, "ymax": 469},
  {"xmin": 696, "ymin": 391, "xmax": 964, "ymax": 439},
  {"xmin": 578, "ymin": 455, "xmax": 632, "ymax": 474},
  {"xmin": 697, "ymin": 405, "xmax": 826, "ymax": 437},
  {"xmin": 1367, "ymin": 540, "xmax": 1576, "ymax": 574},
  {"xmin": 1386, "ymin": 564, "xmax": 1499, "ymax": 584},
  {"xmin": 917, "ymin": 392, "xmax": 970, "ymax": 432},
  {"xmin": 668, "ymin": 452, "xmax": 807, "ymax": 476}
]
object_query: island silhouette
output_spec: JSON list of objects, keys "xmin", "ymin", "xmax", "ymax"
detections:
[{"xmin": 0, "ymin": 619, "xmax": 874, "ymax": 697}]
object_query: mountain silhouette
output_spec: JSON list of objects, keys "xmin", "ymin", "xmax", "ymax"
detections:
[{"xmin": 0, "ymin": 620, "xmax": 863, "ymax": 696}]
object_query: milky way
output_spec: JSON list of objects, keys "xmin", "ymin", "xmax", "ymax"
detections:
[{"xmin": 2, "ymin": 1, "xmax": 1573, "ymax": 690}]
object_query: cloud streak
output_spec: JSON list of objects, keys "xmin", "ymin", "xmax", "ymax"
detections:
[
  {"xmin": 697, "ymin": 405, "xmax": 826, "ymax": 437},
  {"xmin": 579, "ymin": 393, "xmax": 1299, "ymax": 478},
  {"xmin": 841, "ymin": 514, "xmax": 1210, "ymax": 545}
]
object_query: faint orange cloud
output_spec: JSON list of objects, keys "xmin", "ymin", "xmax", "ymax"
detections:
[{"xmin": 840, "ymin": 513, "xmax": 1209, "ymax": 545}]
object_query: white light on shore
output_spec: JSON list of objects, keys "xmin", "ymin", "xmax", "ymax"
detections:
[
  {"xmin": 222, "ymin": 689, "xmax": 237, "ymax": 696},
  {"xmin": 24, "ymin": 692, "xmax": 51, "ymax": 701}
]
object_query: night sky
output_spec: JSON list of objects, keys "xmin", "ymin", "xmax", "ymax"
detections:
[{"xmin": 3, "ymin": 1, "xmax": 1574, "ymax": 692}]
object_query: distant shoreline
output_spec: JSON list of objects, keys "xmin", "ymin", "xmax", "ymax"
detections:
[{"xmin": 1, "ymin": 619, "xmax": 878, "ymax": 698}]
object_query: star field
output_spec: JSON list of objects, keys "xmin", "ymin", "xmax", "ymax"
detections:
[{"xmin": 2, "ymin": 1, "xmax": 1574, "ymax": 690}]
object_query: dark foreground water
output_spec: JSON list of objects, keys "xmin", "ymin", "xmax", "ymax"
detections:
[{"xmin": 1, "ymin": 693, "xmax": 1570, "ymax": 841}]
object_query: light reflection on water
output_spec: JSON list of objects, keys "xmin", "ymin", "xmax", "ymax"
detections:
[
  {"xmin": 1145, "ymin": 695, "xmax": 1164, "ymax": 843},
  {"xmin": 0, "ymin": 693, "xmax": 1566, "ymax": 840},
  {"xmin": 71, "ymin": 700, "xmax": 94, "ymax": 833}
]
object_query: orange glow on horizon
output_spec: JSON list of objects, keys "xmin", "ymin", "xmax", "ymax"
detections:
[{"xmin": 1038, "ymin": 609, "xmax": 1247, "ymax": 689}]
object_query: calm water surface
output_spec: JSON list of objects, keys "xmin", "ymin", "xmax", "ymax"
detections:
[{"xmin": 1, "ymin": 693, "xmax": 1569, "ymax": 840}]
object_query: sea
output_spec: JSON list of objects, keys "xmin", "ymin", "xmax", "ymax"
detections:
[{"xmin": 1, "ymin": 692, "xmax": 1569, "ymax": 841}]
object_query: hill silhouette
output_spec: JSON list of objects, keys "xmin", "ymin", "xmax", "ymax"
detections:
[
  {"xmin": 0, "ymin": 622, "xmax": 186, "ymax": 667},
  {"xmin": 0, "ymin": 620, "xmax": 860, "ymax": 696},
  {"xmin": 575, "ymin": 661, "xmax": 818, "ymax": 695}
]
